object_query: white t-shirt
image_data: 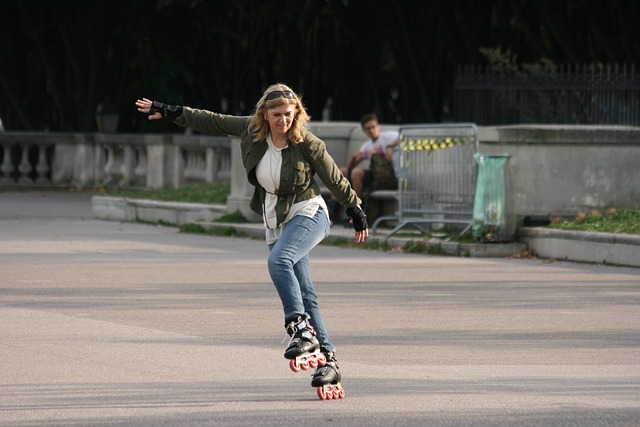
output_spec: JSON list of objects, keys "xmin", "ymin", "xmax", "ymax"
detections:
[
  {"xmin": 255, "ymin": 135, "xmax": 329, "ymax": 244},
  {"xmin": 357, "ymin": 130, "xmax": 399, "ymax": 173}
]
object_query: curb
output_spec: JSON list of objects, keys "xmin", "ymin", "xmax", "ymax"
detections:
[
  {"xmin": 92, "ymin": 195, "xmax": 227, "ymax": 225},
  {"xmin": 91, "ymin": 196, "xmax": 526, "ymax": 258},
  {"xmin": 195, "ymin": 221, "xmax": 528, "ymax": 258},
  {"xmin": 520, "ymin": 227, "xmax": 640, "ymax": 268},
  {"xmin": 89, "ymin": 196, "xmax": 640, "ymax": 266},
  {"xmin": 91, "ymin": 196, "xmax": 527, "ymax": 258}
]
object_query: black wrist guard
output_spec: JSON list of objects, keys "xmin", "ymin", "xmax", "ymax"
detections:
[
  {"xmin": 346, "ymin": 206, "xmax": 368, "ymax": 232},
  {"xmin": 149, "ymin": 100, "xmax": 183, "ymax": 120}
]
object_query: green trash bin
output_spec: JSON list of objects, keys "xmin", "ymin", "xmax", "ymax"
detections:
[{"xmin": 472, "ymin": 154, "xmax": 516, "ymax": 242}]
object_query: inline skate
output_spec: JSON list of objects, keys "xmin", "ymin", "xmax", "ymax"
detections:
[
  {"xmin": 311, "ymin": 348, "xmax": 345, "ymax": 400},
  {"xmin": 284, "ymin": 314, "xmax": 327, "ymax": 372}
]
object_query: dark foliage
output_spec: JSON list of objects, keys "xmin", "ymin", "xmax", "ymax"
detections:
[{"xmin": 0, "ymin": 0, "xmax": 638, "ymax": 131}]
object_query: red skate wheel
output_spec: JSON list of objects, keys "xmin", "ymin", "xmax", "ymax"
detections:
[
  {"xmin": 325, "ymin": 388, "xmax": 334, "ymax": 400},
  {"xmin": 309, "ymin": 359, "xmax": 318, "ymax": 368},
  {"xmin": 317, "ymin": 387, "xmax": 327, "ymax": 400},
  {"xmin": 317, "ymin": 353, "xmax": 327, "ymax": 366},
  {"xmin": 299, "ymin": 360, "xmax": 310, "ymax": 370},
  {"xmin": 289, "ymin": 359, "xmax": 301, "ymax": 373},
  {"xmin": 338, "ymin": 388, "xmax": 346, "ymax": 399},
  {"xmin": 332, "ymin": 387, "xmax": 341, "ymax": 399}
]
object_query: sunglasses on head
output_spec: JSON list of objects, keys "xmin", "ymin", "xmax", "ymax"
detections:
[{"xmin": 265, "ymin": 90, "xmax": 296, "ymax": 101}]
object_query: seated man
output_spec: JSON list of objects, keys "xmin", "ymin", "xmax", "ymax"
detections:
[{"xmin": 340, "ymin": 113, "xmax": 399, "ymax": 199}]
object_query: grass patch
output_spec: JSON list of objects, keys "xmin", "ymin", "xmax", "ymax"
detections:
[
  {"xmin": 445, "ymin": 231, "xmax": 476, "ymax": 243},
  {"xmin": 180, "ymin": 222, "xmax": 247, "ymax": 237},
  {"xmin": 214, "ymin": 211, "xmax": 248, "ymax": 223},
  {"xmin": 322, "ymin": 237, "xmax": 393, "ymax": 251},
  {"xmin": 390, "ymin": 230, "xmax": 476, "ymax": 243},
  {"xmin": 106, "ymin": 181, "xmax": 230, "ymax": 204},
  {"xmin": 402, "ymin": 240, "xmax": 444, "ymax": 255},
  {"xmin": 548, "ymin": 207, "xmax": 640, "ymax": 235}
]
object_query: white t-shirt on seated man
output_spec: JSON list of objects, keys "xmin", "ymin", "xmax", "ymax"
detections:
[
  {"xmin": 340, "ymin": 113, "xmax": 399, "ymax": 199},
  {"xmin": 357, "ymin": 130, "xmax": 399, "ymax": 174}
]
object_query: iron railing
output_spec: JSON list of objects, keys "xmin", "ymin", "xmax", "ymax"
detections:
[{"xmin": 454, "ymin": 63, "xmax": 640, "ymax": 126}]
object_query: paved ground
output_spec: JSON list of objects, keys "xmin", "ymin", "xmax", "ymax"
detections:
[{"xmin": 1, "ymin": 191, "xmax": 639, "ymax": 426}]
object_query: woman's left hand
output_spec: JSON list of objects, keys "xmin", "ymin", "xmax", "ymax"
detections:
[
  {"xmin": 355, "ymin": 228, "xmax": 368, "ymax": 243},
  {"xmin": 346, "ymin": 206, "xmax": 368, "ymax": 243}
]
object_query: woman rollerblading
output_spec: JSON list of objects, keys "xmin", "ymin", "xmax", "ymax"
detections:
[{"xmin": 136, "ymin": 83, "xmax": 368, "ymax": 401}]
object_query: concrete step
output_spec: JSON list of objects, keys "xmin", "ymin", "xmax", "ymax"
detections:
[{"xmin": 90, "ymin": 196, "xmax": 640, "ymax": 267}]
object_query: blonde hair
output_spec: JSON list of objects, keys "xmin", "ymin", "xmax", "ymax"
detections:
[{"xmin": 248, "ymin": 83, "xmax": 310, "ymax": 144}]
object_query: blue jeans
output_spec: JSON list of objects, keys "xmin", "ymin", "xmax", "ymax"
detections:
[{"xmin": 267, "ymin": 210, "xmax": 334, "ymax": 352}]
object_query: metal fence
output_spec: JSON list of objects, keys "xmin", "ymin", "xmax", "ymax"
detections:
[
  {"xmin": 453, "ymin": 63, "xmax": 640, "ymax": 125},
  {"xmin": 371, "ymin": 124, "xmax": 478, "ymax": 238}
]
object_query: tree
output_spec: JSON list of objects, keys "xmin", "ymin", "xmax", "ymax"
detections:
[{"xmin": 0, "ymin": 0, "xmax": 637, "ymax": 131}]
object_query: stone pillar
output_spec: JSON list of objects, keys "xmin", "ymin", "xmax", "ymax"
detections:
[
  {"xmin": 68, "ymin": 134, "xmax": 95, "ymax": 188},
  {"xmin": 0, "ymin": 142, "xmax": 15, "ymax": 184},
  {"xmin": 145, "ymin": 134, "xmax": 170, "ymax": 189}
]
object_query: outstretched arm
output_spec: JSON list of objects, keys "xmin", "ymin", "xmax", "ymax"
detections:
[
  {"xmin": 135, "ymin": 98, "xmax": 247, "ymax": 136},
  {"xmin": 136, "ymin": 98, "xmax": 181, "ymax": 120}
]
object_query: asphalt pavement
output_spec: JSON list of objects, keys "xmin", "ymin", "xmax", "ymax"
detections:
[{"xmin": 1, "ymin": 191, "xmax": 639, "ymax": 426}]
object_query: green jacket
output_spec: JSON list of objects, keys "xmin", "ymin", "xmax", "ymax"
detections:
[{"xmin": 174, "ymin": 107, "xmax": 361, "ymax": 226}]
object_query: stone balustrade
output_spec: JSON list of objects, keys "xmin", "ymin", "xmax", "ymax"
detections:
[
  {"xmin": 0, "ymin": 132, "xmax": 60, "ymax": 186},
  {"xmin": 0, "ymin": 132, "xmax": 231, "ymax": 190}
]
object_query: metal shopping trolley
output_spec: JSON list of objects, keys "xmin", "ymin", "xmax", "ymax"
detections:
[{"xmin": 371, "ymin": 123, "xmax": 479, "ymax": 238}]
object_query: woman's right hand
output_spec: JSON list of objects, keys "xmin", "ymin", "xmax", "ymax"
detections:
[{"xmin": 135, "ymin": 98, "xmax": 163, "ymax": 120}]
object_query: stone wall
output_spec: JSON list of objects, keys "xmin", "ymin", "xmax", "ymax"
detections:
[
  {"xmin": 2, "ymin": 124, "xmax": 638, "ymax": 223},
  {"xmin": 478, "ymin": 125, "xmax": 640, "ymax": 218}
]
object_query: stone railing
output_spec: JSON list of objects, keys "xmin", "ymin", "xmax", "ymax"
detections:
[
  {"xmin": 0, "ymin": 132, "xmax": 62, "ymax": 186},
  {"xmin": 2, "ymin": 124, "xmax": 639, "ymax": 224},
  {"xmin": 0, "ymin": 132, "xmax": 231, "ymax": 190}
]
